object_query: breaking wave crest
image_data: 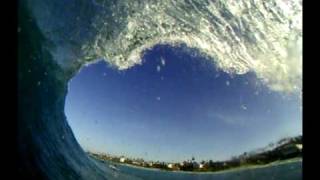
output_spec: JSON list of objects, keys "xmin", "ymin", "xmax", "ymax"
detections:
[
  {"xmin": 31, "ymin": 0, "xmax": 302, "ymax": 93},
  {"xmin": 82, "ymin": 0, "xmax": 302, "ymax": 93}
]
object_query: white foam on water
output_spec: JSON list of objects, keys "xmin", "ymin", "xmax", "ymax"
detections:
[{"xmin": 80, "ymin": 0, "xmax": 302, "ymax": 94}]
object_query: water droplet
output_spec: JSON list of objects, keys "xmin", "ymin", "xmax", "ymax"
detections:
[
  {"xmin": 156, "ymin": 97, "xmax": 161, "ymax": 101},
  {"xmin": 156, "ymin": 65, "xmax": 161, "ymax": 72},
  {"xmin": 161, "ymin": 57, "xmax": 166, "ymax": 66},
  {"xmin": 226, "ymin": 81, "xmax": 230, "ymax": 86}
]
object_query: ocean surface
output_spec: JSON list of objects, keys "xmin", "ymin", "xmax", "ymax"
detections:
[{"xmin": 94, "ymin": 158, "xmax": 302, "ymax": 180}]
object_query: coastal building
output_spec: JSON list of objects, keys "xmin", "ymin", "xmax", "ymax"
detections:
[
  {"xmin": 296, "ymin": 144, "xmax": 303, "ymax": 151},
  {"xmin": 167, "ymin": 163, "xmax": 180, "ymax": 170},
  {"xmin": 120, "ymin": 157, "xmax": 126, "ymax": 163},
  {"xmin": 278, "ymin": 143, "xmax": 302, "ymax": 157},
  {"xmin": 199, "ymin": 163, "xmax": 204, "ymax": 169},
  {"xmin": 132, "ymin": 161, "xmax": 139, "ymax": 165}
]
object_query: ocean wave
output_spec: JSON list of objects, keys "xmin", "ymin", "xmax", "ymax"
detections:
[
  {"xmin": 19, "ymin": 1, "xmax": 302, "ymax": 178},
  {"xmin": 29, "ymin": 0, "xmax": 302, "ymax": 93},
  {"xmin": 81, "ymin": 0, "xmax": 302, "ymax": 93}
]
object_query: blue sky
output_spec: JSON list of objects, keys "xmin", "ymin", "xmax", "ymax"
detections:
[{"xmin": 65, "ymin": 45, "xmax": 302, "ymax": 162}]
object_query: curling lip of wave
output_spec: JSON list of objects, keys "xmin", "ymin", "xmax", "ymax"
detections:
[
  {"xmin": 35, "ymin": 0, "xmax": 302, "ymax": 93},
  {"xmin": 86, "ymin": 0, "xmax": 302, "ymax": 93}
]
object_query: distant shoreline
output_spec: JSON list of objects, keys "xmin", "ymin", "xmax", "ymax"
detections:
[
  {"xmin": 95, "ymin": 157, "xmax": 302, "ymax": 174},
  {"xmin": 88, "ymin": 135, "xmax": 302, "ymax": 173}
]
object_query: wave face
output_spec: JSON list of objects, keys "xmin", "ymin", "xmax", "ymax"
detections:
[{"xmin": 18, "ymin": 0, "xmax": 302, "ymax": 179}]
